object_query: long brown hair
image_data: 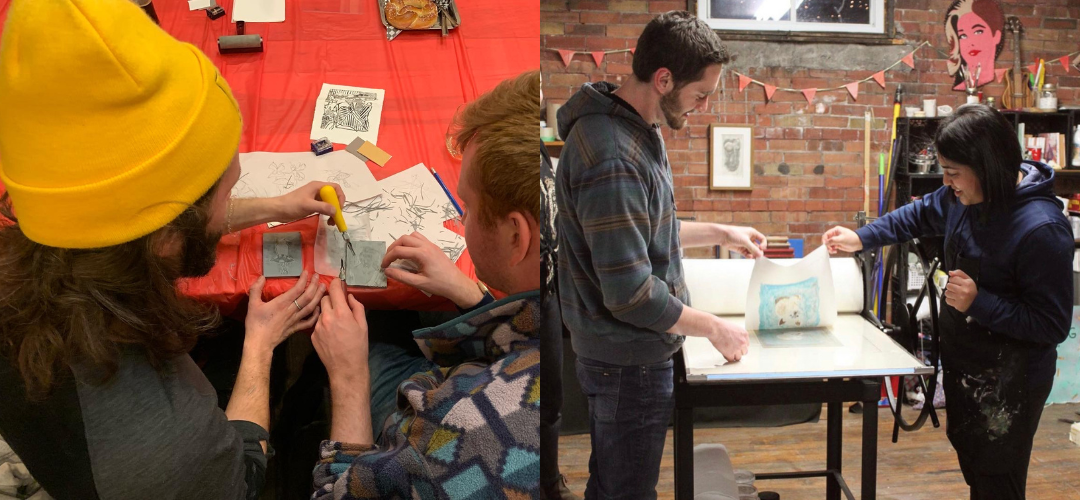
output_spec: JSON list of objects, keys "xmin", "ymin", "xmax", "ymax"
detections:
[{"xmin": 0, "ymin": 187, "xmax": 222, "ymax": 400}]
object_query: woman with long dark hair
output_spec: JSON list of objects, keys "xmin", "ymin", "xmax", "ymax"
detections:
[{"xmin": 822, "ymin": 104, "xmax": 1073, "ymax": 499}]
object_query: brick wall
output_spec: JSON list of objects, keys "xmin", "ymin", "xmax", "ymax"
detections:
[{"xmin": 542, "ymin": 0, "xmax": 1080, "ymax": 257}]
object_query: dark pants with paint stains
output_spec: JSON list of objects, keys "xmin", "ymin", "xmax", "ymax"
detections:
[{"xmin": 950, "ymin": 373, "xmax": 1054, "ymax": 500}]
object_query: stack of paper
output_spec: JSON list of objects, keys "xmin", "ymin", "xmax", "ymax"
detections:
[
  {"xmin": 1071, "ymin": 422, "xmax": 1080, "ymax": 445},
  {"xmin": 234, "ymin": 151, "xmax": 380, "ymax": 204},
  {"xmin": 232, "ymin": 0, "xmax": 285, "ymax": 22}
]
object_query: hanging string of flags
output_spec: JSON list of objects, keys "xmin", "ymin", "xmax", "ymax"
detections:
[
  {"xmin": 548, "ymin": 42, "xmax": 1080, "ymax": 104},
  {"xmin": 550, "ymin": 48, "xmax": 635, "ymax": 67},
  {"xmin": 1016, "ymin": 52, "xmax": 1080, "ymax": 81},
  {"xmin": 736, "ymin": 42, "xmax": 1080, "ymax": 104},
  {"xmin": 735, "ymin": 41, "xmax": 929, "ymax": 103}
]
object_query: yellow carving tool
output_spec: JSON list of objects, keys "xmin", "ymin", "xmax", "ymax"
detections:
[{"xmin": 319, "ymin": 185, "xmax": 354, "ymax": 280}]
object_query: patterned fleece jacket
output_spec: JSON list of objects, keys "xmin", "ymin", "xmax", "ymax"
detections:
[{"xmin": 312, "ymin": 291, "xmax": 541, "ymax": 500}]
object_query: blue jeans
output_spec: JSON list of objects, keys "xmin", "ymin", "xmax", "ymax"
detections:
[
  {"xmin": 367, "ymin": 341, "xmax": 438, "ymax": 443},
  {"xmin": 576, "ymin": 355, "xmax": 675, "ymax": 500}
]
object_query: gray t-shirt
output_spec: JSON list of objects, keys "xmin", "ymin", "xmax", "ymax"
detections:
[
  {"xmin": 0, "ymin": 347, "xmax": 268, "ymax": 500},
  {"xmin": 71, "ymin": 350, "xmax": 250, "ymax": 499}
]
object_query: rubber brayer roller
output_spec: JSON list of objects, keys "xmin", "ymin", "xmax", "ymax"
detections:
[{"xmin": 218, "ymin": 34, "xmax": 263, "ymax": 54}]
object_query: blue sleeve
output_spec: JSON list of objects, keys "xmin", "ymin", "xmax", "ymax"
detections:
[
  {"xmin": 855, "ymin": 186, "xmax": 952, "ymax": 249},
  {"xmin": 966, "ymin": 223, "xmax": 1075, "ymax": 345},
  {"xmin": 456, "ymin": 292, "xmax": 495, "ymax": 314}
]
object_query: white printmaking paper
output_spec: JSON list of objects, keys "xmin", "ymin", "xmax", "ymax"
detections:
[
  {"xmin": 232, "ymin": 0, "xmax": 285, "ymax": 22},
  {"xmin": 188, "ymin": 0, "xmax": 212, "ymax": 11},
  {"xmin": 745, "ymin": 246, "xmax": 838, "ymax": 332},
  {"xmin": 428, "ymin": 224, "xmax": 467, "ymax": 264},
  {"xmin": 366, "ymin": 164, "xmax": 459, "ymax": 246},
  {"xmin": 314, "ymin": 164, "xmax": 466, "ymax": 280},
  {"xmin": 233, "ymin": 151, "xmax": 380, "ymax": 211},
  {"xmin": 310, "ymin": 84, "xmax": 385, "ymax": 145}
]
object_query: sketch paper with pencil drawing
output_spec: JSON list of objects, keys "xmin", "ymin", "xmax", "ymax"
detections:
[
  {"xmin": 440, "ymin": 200, "xmax": 460, "ymax": 222},
  {"xmin": 343, "ymin": 196, "xmax": 393, "ymax": 218},
  {"xmin": 310, "ymin": 84, "xmax": 385, "ymax": 145},
  {"xmin": 745, "ymin": 246, "xmax": 839, "ymax": 346},
  {"xmin": 234, "ymin": 151, "xmax": 380, "ymax": 219},
  {"xmin": 269, "ymin": 161, "xmax": 306, "ymax": 191},
  {"xmin": 315, "ymin": 163, "xmax": 466, "ymax": 283},
  {"xmin": 367, "ymin": 164, "xmax": 458, "ymax": 249},
  {"xmin": 437, "ymin": 232, "xmax": 466, "ymax": 263}
]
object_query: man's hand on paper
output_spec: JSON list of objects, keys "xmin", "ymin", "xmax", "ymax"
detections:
[
  {"xmin": 275, "ymin": 181, "xmax": 346, "ymax": 226},
  {"xmin": 821, "ymin": 226, "xmax": 863, "ymax": 254},
  {"xmin": 706, "ymin": 315, "xmax": 750, "ymax": 363},
  {"xmin": 944, "ymin": 270, "xmax": 978, "ymax": 313},
  {"xmin": 669, "ymin": 307, "xmax": 749, "ymax": 362},
  {"xmin": 722, "ymin": 225, "xmax": 767, "ymax": 259},
  {"xmin": 381, "ymin": 232, "xmax": 484, "ymax": 309}
]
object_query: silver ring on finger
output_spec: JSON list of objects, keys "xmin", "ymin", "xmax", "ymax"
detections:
[{"xmin": 294, "ymin": 299, "xmax": 302, "ymax": 311}]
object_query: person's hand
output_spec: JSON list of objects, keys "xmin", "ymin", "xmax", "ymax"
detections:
[
  {"xmin": 945, "ymin": 270, "xmax": 978, "ymax": 313},
  {"xmin": 245, "ymin": 271, "xmax": 325, "ymax": 354},
  {"xmin": 706, "ymin": 315, "xmax": 750, "ymax": 363},
  {"xmin": 274, "ymin": 182, "xmax": 347, "ymax": 226},
  {"xmin": 822, "ymin": 226, "xmax": 863, "ymax": 254},
  {"xmin": 312, "ymin": 278, "xmax": 370, "ymax": 386},
  {"xmin": 723, "ymin": 225, "xmax": 767, "ymax": 259},
  {"xmin": 380, "ymin": 232, "xmax": 484, "ymax": 308}
]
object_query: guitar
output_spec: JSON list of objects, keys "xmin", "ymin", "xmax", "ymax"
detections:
[{"xmin": 1001, "ymin": 17, "xmax": 1034, "ymax": 109}]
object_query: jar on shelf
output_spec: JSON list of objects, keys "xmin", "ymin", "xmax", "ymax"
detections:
[
  {"xmin": 966, "ymin": 88, "xmax": 979, "ymax": 105},
  {"xmin": 1038, "ymin": 84, "xmax": 1058, "ymax": 110}
]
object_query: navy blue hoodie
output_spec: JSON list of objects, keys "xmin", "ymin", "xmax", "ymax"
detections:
[{"xmin": 856, "ymin": 161, "xmax": 1074, "ymax": 380}]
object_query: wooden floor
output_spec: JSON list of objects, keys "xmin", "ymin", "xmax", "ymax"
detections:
[{"xmin": 558, "ymin": 403, "xmax": 1080, "ymax": 499}]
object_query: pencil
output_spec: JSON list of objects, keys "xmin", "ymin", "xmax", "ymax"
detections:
[{"xmin": 428, "ymin": 166, "xmax": 464, "ymax": 216}]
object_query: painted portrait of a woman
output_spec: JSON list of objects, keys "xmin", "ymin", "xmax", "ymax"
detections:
[{"xmin": 944, "ymin": 0, "xmax": 1006, "ymax": 90}]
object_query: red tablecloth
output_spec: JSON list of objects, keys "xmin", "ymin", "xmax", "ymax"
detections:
[{"xmin": 0, "ymin": 0, "xmax": 539, "ymax": 314}]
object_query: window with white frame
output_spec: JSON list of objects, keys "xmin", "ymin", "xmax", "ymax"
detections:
[{"xmin": 698, "ymin": 0, "xmax": 887, "ymax": 35}]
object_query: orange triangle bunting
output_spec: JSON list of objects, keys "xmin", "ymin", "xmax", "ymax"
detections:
[{"xmin": 872, "ymin": 71, "xmax": 886, "ymax": 88}]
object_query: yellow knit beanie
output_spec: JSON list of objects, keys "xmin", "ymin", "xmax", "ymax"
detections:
[{"xmin": 0, "ymin": 0, "xmax": 242, "ymax": 249}]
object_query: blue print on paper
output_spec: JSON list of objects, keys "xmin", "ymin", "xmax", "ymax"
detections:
[{"xmin": 758, "ymin": 277, "xmax": 821, "ymax": 330}]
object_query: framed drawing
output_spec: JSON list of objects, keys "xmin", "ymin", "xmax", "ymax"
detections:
[
  {"xmin": 693, "ymin": 0, "xmax": 890, "ymax": 33},
  {"xmin": 688, "ymin": 0, "xmax": 896, "ymax": 44},
  {"xmin": 709, "ymin": 124, "xmax": 753, "ymax": 191}
]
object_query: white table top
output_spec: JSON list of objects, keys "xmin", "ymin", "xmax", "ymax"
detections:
[{"xmin": 682, "ymin": 314, "xmax": 933, "ymax": 384}]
